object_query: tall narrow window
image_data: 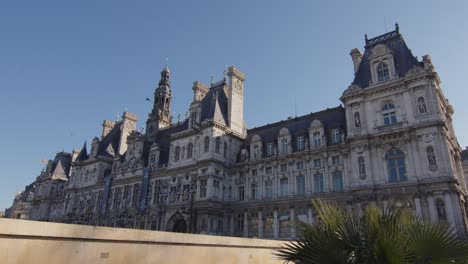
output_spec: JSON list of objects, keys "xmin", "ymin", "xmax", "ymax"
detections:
[
  {"xmin": 190, "ymin": 112, "xmax": 197, "ymax": 127},
  {"xmin": 331, "ymin": 129, "xmax": 341, "ymax": 144},
  {"xmin": 377, "ymin": 63, "xmax": 390, "ymax": 82},
  {"xmin": 265, "ymin": 180, "xmax": 272, "ymax": 198},
  {"xmin": 200, "ymin": 180, "xmax": 207, "ymax": 198},
  {"xmin": 313, "ymin": 132, "xmax": 321, "ymax": 147},
  {"xmin": 204, "ymin": 136, "xmax": 210, "ymax": 152},
  {"xmin": 332, "ymin": 171, "xmax": 344, "ymax": 192},
  {"xmin": 296, "ymin": 175, "xmax": 305, "ymax": 196},
  {"xmin": 386, "ymin": 148, "xmax": 407, "ymax": 183},
  {"xmin": 280, "ymin": 178, "xmax": 289, "ymax": 197},
  {"xmin": 314, "ymin": 173, "xmax": 324, "ymax": 193},
  {"xmin": 215, "ymin": 137, "xmax": 221, "ymax": 153},
  {"xmin": 223, "ymin": 142, "xmax": 228, "ymax": 157},
  {"xmin": 297, "ymin": 136, "xmax": 305, "ymax": 151},
  {"xmin": 266, "ymin": 142, "xmax": 273, "ymax": 156},
  {"xmin": 238, "ymin": 185, "xmax": 245, "ymax": 201},
  {"xmin": 253, "ymin": 144, "xmax": 260, "ymax": 159},
  {"xmin": 418, "ymin": 97, "xmax": 427, "ymax": 114},
  {"xmin": 281, "ymin": 139, "xmax": 288, "ymax": 153},
  {"xmin": 382, "ymin": 103, "xmax": 397, "ymax": 125},
  {"xmin": 174, "ymin": 146, "xmax": 180, "ymax": 161},
  {"xmin": 251, "ymin": 183, "xmax": 258, "ymax": 200},
  {"xmin": 187, "ymin": 143, "xmax": 193, "ymax": 158}
]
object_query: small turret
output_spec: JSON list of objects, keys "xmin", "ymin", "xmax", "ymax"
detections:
[{"xmin": 146, "ymin": 66, "xmax": 173, "ymax": 134}]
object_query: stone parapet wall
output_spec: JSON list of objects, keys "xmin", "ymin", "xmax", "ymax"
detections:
[{"xmin": 0, "ymin": 218, "xmax": 285, "ymax": 264}]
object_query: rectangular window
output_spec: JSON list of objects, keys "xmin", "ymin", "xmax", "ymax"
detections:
[
  {"xmin": 213, "ymin": 180, "xmax": 220, "ymax": 198},
  {"xmin": 280, "ymin": 178, "xmax": 289, "ymax": 197},
  {"xmin": 383, "ymin": 112, "xmax": 397, "ymax": 125},
  {"xmin": 265, "ymin": 181, "xmax": 272, "ymax": 198},
  {"xmin": 238, "ymin": 185, "xmax": 245, "ymax": 201},
  {"xmin": 332, "ymin": 155, "xmax": 341, "ymax": 165},
  {"xmin": 313, "ymin": 173, "xmax": 324, "ymax": 193},
  {"xmin": 332, "ymin": 171, "xmax": 344, "ymax": 192},
  {"xmin": 266, "ymin": 143, "xmax": 274, "ymax": 157},
  {"xmin": 331, "ymin": 129, "xmax": 341, "ymax": 144},
  {"xmin": 251, "ymin": 169, "xmax": 257, "ymax": 176},
  {"xmin": 296, "ymin": 175, "xmax": 305, "ymax": 196},
  {"xmin": 191, "ymin": 112, "xmax": 197, "ymax": 127},
  {"xmin": 313, "ymin": 132, "xmax": 321, "ymax": 147},
  {"xmin": 280, "ymin": 164, "xmax": 288, "ymax": 172},
  {"xmin": 251, "ymin": 183, "xmax": 258, "ymax": 200},
  {"xmin": 265, "ymin": 167, "xmax": 272, "ymax": 175},
  {"xmin": 200, "ymin": 180, "xmax": 207, "ymax": 198},
  {"xmin": 297, "ymin": 136, "xmax": 305, "ymax": 151},
  {"xmin": 296, "ymin": 161, "xmax": 304, "ymax": 170},
  {"xmin": 313, "ymin": 158, "xmax": 321, "ymax": 168}
]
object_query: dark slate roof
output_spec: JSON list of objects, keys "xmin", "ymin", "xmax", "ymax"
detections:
[
  {"xmin": 49, "ymin": 152, "xmax": 72, "ymax": 177},
  {"xmin": 462, "ymin": 148, "xmax": 468, "ymax": 161},
  {"xmin": 143, "ymin": 119, "xmax": 189, "ymax": 165},
  {"xmin": 75, "ymin": 142, "xmax": 89, "ymax": 161},
  {"xmin": 200, "ymin": 81, "xmax": 228, "ymax": 124},
  {"xmin": 352, "ymin": 29, "xmax": 422, "ymax": 89},
  {"xmin": 97, "ymin": 123, "xmax": 122, "ymax": 158},
  {"xmin": 237, "ymin": 106, "xmax": 346, "ymax": 162}
]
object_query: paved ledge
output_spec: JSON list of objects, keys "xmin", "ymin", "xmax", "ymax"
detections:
[{"xmin": 0, "ymin": 218, "xmax": 286, "ymax": 264}]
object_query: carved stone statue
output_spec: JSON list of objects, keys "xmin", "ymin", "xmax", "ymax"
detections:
[
  {"xmin": 427, "ymin": 146, "xmax": 437, "ymax": 171},
  {"xmin": 358, "ymin": 157, "xmax": 366, "ymax": 178},
  {"xmin": 418, "ymin": 97, "xmax": 427, "ymax": 114},
  {"xmin": 354, "ymin": 112, "xmax": 361, "ymax": 128}
]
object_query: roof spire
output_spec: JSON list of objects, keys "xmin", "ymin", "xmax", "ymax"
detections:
[
  {"xmin": 395, "ymin": 22, "xmax": 399, "ymax": 33},
  {"xmin": 365, "ymin": 33, "xmax": 368, "ymax": 45}
]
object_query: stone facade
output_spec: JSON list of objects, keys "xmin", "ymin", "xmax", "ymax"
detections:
[{"xmin": 8, "ymin": 25, "xmax": 468, "ymax": 239}]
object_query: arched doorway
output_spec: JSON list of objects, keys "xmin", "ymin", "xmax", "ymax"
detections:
[{"xmin": 166, "ymin": 212, "xmax": 188, "ymax": 233}]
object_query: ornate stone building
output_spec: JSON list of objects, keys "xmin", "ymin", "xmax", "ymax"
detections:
[{"xmin": 9, "ymin": 25, "xmax": 468, "ymax": 239}]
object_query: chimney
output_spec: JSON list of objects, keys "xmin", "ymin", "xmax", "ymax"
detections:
[
  {"xmin": 118, "ymin": 112, "xmax": 138, "ymax": 155},
  {"xmin": 102, "ymin": 120, "xmax": 115, "ymax": 139},
  {"xmin": 350, "ymin": 48, "xmax": 363, "ymax": 74},
  {"xmin": 71, "ymin": 149, "xmax": 80, "ymax": 162}
]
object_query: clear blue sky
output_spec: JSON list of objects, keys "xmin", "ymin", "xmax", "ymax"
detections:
[{"xmin": 1, "ymin": 0, "xmax": 467, "ymax": 210}]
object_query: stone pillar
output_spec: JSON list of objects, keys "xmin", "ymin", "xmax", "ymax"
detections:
[
  {"xmin": 258, "ymin": 210, "xmax": 264, "ymax": 238},
  {"xmin": 427, "ymin": 195, "xmax": 438, "ymax": 223},
  {"xmin": 273, "ymin": 208, "xmax": 279, "ymax": 239},
  {"xmin": 290, "ymin": 207, "xmax": 296, "ymax": 238},
  {"xmin": 444, "ymin": 192, "xmax": 456, "ymax": 228},
  {"xmin": 229, "ymin": 213, "xmax": 234, "ymax": 235},
  {"xmin": 382, "ymin": 199, "xmax": 388, "ymax": 213},
  {"xmin": 129, "ymin": 185, "xmax": 134, "ymax": 208},
  {"xmin": 307, "ymin": 205, "xmax": 313, "ymax": 225},
  {"xmin": 414, "ymin": 196, "xmax": 423, "ymax": 218},
  {"xmin": 243, "ymin": 210, "xmax": 248, "ymax": 237}
]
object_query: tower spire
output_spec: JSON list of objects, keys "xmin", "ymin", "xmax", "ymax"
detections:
[{"xmin": 145, "ymin": 65, "xmax": 173, "ymax": 135}]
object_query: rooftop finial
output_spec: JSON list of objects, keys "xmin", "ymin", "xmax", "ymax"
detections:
[
  {"xmin": 365, "ymin": 33, "xmax": 368, "ymax": 45},
  {"xmin": 395, "ymin": 22, "xmax": 399, "ymax": 33}
]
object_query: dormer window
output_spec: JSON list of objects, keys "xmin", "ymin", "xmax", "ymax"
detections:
[
  {"xmin": 190, "ymin": 112, "xmax": 197, "ymax": 127},
  {"xmin": 297, "ymin": 136, "xmax": 305, "ymax": 151},
  {"xmin": 377, "ymin": 63, "xmax": 390, "ymax": 82},
  {"xmin": 313, "ymin": 132, "xmax": 321, "ymax": 147},
  {"xmin": 382, "ymin": 103, "xmax": 397, "ymax": 125},
  {"xmin": 331, "ymin": 129, "xmax": 341, "ymax": 144},
  {"xmin": 266, "ymin": 142, "xmax": 274, "ymax": 157},
  {"xmin": 253, "ymin": 144, "xmax": 261, "ymax": 159},
  {"xmin": 281, "ymin": 138, "xmax": 288, "ymax": 154}
]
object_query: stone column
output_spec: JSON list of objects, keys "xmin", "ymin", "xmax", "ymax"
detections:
[
  {"xmin": 307, "ymin": 205, "xmax": 313, "ymax": 225},
  {"xmin": 243, "ymin": 210, "xmax": 248, "ymax": 237},
  {"xmin": 273, "ymin": 208, "xmax": 279, "ymax": 239},
  {"xmin": 229, "ymin": 213, "xmax": 234, "ymax": 235},
  {"xmin": 129, "ymin": 185, "xmax": 134, "ymax": 208},
  {"xmin": 414, "ymin": 196, "xmax": 423, "ymax": 218},
  {"xmin": 444, "ymin": 192, "xmax": 456, "ymax": 228},
  {"xmin": 427, "ymin": 195, "xmax": 438, "ymax": 223},
  {"xmin": 258, "ymin": 209, "xmax": 264, "ymax": 238},
  {"xmin": 290, "ymin": 207, "xmax": 296, "ymax": 238}
]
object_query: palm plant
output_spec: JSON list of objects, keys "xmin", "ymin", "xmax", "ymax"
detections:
[{"xmin": 275, "ymin": 199, "xmax": 468, "ymax": 264}]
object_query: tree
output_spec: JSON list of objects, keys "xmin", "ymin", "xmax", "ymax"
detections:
[{"xmin": 275, "ymin": 200, "xmax": 468, "ymax": 264}]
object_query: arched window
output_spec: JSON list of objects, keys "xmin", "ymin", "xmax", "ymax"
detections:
[
  {"xmin": 436, "ymin": 198, "xmax": 447, "ymax": 221},
  {"xmin": 427, "ymin": 146, "xmax": 437, "ymax": 171},
  {"xmin": 377, "ymin": 63, "xmax": 390, "ymax": 82},
  {"xmin": 386, "ymin": 148, "xmax": 407, "ymax": 183},
  {"xmin": 418, "ymin": 97, "xmax": 427, "ymax": 114},
  {"xmin": 187, "ymin": 143, "xmax": 193, "ymax": 158},
  {"xmin": 174, "ymin": 147, "xmax": 180, "ymax": 161},
  {"xmin": 204, "ymin": 136, "xmax": 210, "ymax": 152},
  {"xmin": 382, "ymin": 103, "xmax": 397, "ymax": 125},
  {"xmin": 281, "ymin": 138, "xmax": 288, "ymax": 154},
  {"xmin": 215, "ymin": 137, "xmax": 221, "ymax": 153}
]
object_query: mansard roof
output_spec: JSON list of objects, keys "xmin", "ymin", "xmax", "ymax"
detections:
[
  {"xmin": 242, "ymin": 105, "xmax": 346, "ymax": 149},
  {"xmin": 200, "ymin": 81, "xmax": 228, "ymax": 124},
  {"xmin": 75, "ymin": 142, "xmax": 89, "ymax": 161},
  {"xmin": 97, "ymin": 123, "xmax": 122, "ymax": 158},
  {"xmin": 352, "ymin": 26, "xmax": 422, "ymax": 89}
]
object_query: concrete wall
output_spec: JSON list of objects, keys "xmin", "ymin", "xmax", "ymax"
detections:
[{"xmin": 0, "ymin": 218, "xmax": 285, "ymax": 264}]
